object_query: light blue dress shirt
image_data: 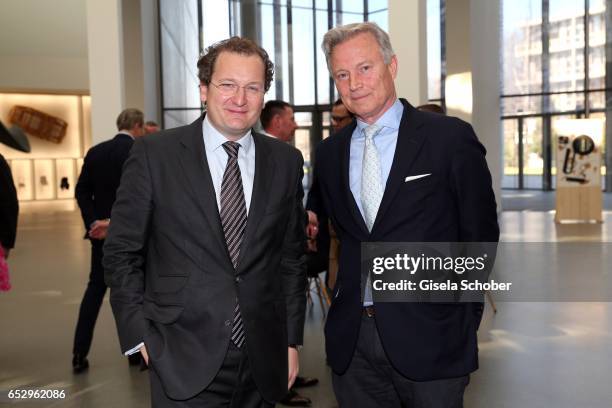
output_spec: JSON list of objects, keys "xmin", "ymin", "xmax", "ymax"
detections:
[
  {"xmin": 349, "ymin": 99, "xmax": 403, "ymax": 218},
  {"xmin": 202, "ymin": 115, "xmax": 256, "ymax": 214},
  {"xmin": 349, "ymin": 99, "xmax": 403, "ymax": 307}
]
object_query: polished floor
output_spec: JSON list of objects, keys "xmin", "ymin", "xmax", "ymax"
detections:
[{"xmin": 1, "ymin": 193, "xmax": 612, "ymax": 407}]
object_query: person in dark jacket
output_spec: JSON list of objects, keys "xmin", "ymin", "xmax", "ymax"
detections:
[
  {"xmin": 72, "ymin": 108, "xmax": 144, "ymax": 373},
  {"xmin": 0, "ymin": 153, "xmax": 18, "ymax": 257}
]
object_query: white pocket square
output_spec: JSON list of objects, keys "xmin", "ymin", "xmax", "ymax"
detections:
[{"xmin": 404, "ymin": 173, "xmax": 431, "ymax": 182}]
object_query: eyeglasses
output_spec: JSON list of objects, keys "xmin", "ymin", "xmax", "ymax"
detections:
[{"xmin": 209, "ymin": 81, "xmax": 265, "ymax": 98}]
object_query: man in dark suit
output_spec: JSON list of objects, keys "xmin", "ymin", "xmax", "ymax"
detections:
[
  {"xmin": 72, "ymin": 108, "xmax": 145, "ymax": 373},
  {"xmin": 103, "ymin": 37, "xmax": 307, "ymax": 407},
  {"xmin": 312, "ymin": 22, "xmax": 499, "ymax": 407}
]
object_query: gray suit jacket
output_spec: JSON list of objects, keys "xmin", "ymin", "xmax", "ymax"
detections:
[{"xmin": 103, "ymin": 116, "xmax": 307, "ymax": 401}]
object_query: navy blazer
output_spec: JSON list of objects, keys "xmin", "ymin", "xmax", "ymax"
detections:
[
  {"xmin": 75, "ymin": 134, "xmax": 134, "ymax": 237},
  {"xmin": 313, "ymin": 99, "xmax": 499, "ymax": 380}
]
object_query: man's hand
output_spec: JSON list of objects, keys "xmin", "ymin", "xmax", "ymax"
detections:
[
  {"xmin": 288, "ymin": 347, "xmax": 299, "ymax": 389},
  {"xmin": 306, "ymin": 210, "xmax": 319, "ymax": 239},
  {"xmin": 88, "ymin": 219, "xmax": 110, "ymax": 240},
  {"xmin": 140, "ymin": 344, "xmax": 149, "ymax": 366}
]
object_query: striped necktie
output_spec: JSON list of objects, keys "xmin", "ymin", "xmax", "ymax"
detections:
[{"xmin": 220, "ymin": 141, "xmax": 247, "ymax": 348}]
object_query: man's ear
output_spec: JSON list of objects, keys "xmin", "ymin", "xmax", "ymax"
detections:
[
  {"xmin": 199, "ymin": 83, "xmax": 208, "ymax": 104},
  {"xmin": 388, "ymin": 55, "xmax": 398, "ymax": 80}
]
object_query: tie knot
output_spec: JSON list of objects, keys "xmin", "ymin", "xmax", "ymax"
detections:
[
  {"xmin": 363, "ymin": 124, "xmax": 381, "ymax": 141},
  {"xmin": 222, "ymin": 141, "xmax": 240, "ymax": 158}
]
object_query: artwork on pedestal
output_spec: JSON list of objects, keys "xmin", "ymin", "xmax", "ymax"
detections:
[{"xmin": 554, "ymin": 119, "xmax": 603, "ymax": 188}]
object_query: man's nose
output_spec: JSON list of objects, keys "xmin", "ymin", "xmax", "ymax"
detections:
[{"xmin": 231, "ymin": 87, "xmax": 247, "ymax": 105}]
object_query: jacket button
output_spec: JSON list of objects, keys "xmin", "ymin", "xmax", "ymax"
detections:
[
  {"xmin": 235, "ymin": 276, "xmax": 242, "ymax": 283},
  {"xmin": 224, "ymin": 320, "xmax": 231, "ymax": 326}
]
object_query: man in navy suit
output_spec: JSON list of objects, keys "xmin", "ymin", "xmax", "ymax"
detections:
[
  {"xmin": 72, "ymin": 108, "xmax": 145, "ymax": 373},
  {"xmin": 313, "ymin": 22, "xmax": 499, "ymax": 407}
]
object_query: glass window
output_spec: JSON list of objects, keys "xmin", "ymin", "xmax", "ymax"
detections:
[
  {"xmin": 368, "ymin": 0, "xmax": 388, "ymax": 13},
  {"xmin": 202, "ymin": 0, "xmax": 230, "ymax": 49},
  {"xmin": 260, "ymin": 3, "xmax": 277, "ymax": 101},
  {"xmin": 548, "ymin": 0, "xmax": 585, "ymax": 92},
  {"xmin": 338, "ymin": 1, "xmax": 363, "ymax": 14},
  {"xmin": 501, "ymin": 0, "xmax": 609, "ymax": 190},
  {"xmin": 588, "ymin": 6, "xmax": 606, "ymax": 90},
  {"xmin": 163, "ymin": 110, "xmax": 202, "ymax": 130},
  {"xmin": 501, "ymin": 0, "xmax": 542, "ymax": 97},
  {"xmin": 292, "ymin": 6, "xmax": 316, "ymax": 105},
  {"xmin": 160, "ymin": 0, "xmax": 200, "ymax": 111},
  {"xmin": 522, "ymin": 117, "xmax": 544, "ymax": 189},
  {"xmin": 316, "ymin": 8, "xmax": 331, "ymax": 104},
  {"xmin": 503, "ymin": 119, "xmax": 520, "ymax": 188},
  {"xmin": 368, "ymin": 10, "xmax": 388, "ymax": 31}
]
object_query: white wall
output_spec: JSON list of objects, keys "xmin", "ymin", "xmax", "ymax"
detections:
[{"xmin": 0, "ymin": 0, "xmax": 89, "ymax": 92}]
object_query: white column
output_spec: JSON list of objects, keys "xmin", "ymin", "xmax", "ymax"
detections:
[
  {"xmin": 141, "ymin": 0, "xmax": 161, "ymax": 123},
  {"xmin": 471, "ymin": 0, "xmax": 502, "ymax": 210},
  {"xmin": 388, "ymin": 0, "xmax": 428, "ymax": 106},
  {"xmin": 446, "ymin": 0, "xmax": 502, "ymax": 210},
  {"xmin": 86, "ymin": 0, "xmax": 125, "ymax": 145},
  {"xmin": 122, "ymin": 0, "xmax": 145, "ymax": 110}
]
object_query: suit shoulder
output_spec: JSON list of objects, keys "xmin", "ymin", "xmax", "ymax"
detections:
[
  {"xmin": 315, "ymin": 125, "xmax": 351, "ymax": 161},
  {"xmin": 140, "ymin": 123, "xmax": 192, "ymax": 151},
  {"xmin": 256, "ymin": 132, "xmax": 303, "ymax": 161},
  {"xmin": 417, "ymin": 111, "xmax": 476, "ymax": 143}
]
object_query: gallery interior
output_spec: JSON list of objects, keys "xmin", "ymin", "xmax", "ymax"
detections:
[{"xmin": 1, "ymin": 0, "xmax": 612, "ymax": 407}]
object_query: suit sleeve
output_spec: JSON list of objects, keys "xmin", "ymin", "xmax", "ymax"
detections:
[
  {"xmin": 103, "ymin": 138, "xmax": 153, "ymax": 353},
  {"xmin": 75, "ymin": 151, "xmax": 97, "ymax": 231},
  {"xmin": 450, "ymin": 122, "xmax": 500, "ymax": 243},
  {"xmin": 281, "ymin": 151, "xmax": 308, "ymax": 346},
  {"xmin": 0, "ymin": 155, "xmax": 19, "ymax": 249},
  {"xmin": 450, "ymin": 123, "xmax": 499, "ymax": 325},
  {"xmin": 305, "ymin": 144, "xmax": 327, "ymax": 219}
]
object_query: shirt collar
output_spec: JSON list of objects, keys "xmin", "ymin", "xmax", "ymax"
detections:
[
  {"xmin": 203, "ymin": 114, "xmax": 253, "ymax": 154},
  {"xmin": 354, "ymin": 99, "xmax": 403, "ymax": 137},
  {"xmin": 261, "ymin": 130, "xmax": 276, "ymax": 139},
  {"xmin": 117, "ymin": 130, "xmax": 134, "ymax": 140}
]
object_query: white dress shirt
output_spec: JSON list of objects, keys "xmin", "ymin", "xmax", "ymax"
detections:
[{"xmin": 202, "ymin": 115, "xmax": 256, "ymax": 214}]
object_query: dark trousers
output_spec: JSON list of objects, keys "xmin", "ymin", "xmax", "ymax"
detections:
[
  {"xmin": 332, "ymin": 314, "xmax": 469, "ymax": 408},
  {"xmin": 150, "ymin": 342, "xmax": 273, "ymax": 408},
  {"xmin": 73, "ymin": 243, "xmax": 106, "ymax": 356}
]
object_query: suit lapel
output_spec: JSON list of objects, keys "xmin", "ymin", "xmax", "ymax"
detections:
[
  {"xmin": 178, "ymin": 117, "xmax": 233, "ymax": 268},
  {"xmin": 338, "ymin": 123, "xmax": 370, "ymax": 237},
  {"xmin": 371, "ymin": 99, "xmax": 426, "ymax": 232},
  {"xmin": 236, "ymin": 132, "xmax": 275, "ymax": 273}
]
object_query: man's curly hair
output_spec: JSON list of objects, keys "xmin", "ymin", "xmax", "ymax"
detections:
[{"xmin": 197, "ymin": 37, "xmax": 274, "ymax": 92}]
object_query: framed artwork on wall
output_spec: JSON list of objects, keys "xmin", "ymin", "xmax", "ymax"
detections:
[
  {"xmin": 56, "ymin": 159, "xmax": 76, "ymax": 199},
  {"xmin": 9, "ymin": 159, "xmax": 34, "ymax": 200},
  {"xmin": 34, "ymin": 159, "xmax": 56, "ymax": 200}
]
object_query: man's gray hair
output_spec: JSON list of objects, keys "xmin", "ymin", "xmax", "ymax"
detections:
[
  {"xmin": 321, "ymin": 22, "xmax": 395, "ymax": 71},
  {"xmin": 116, "ymin": 108, "xmax": 144, "ymax": 131}
]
